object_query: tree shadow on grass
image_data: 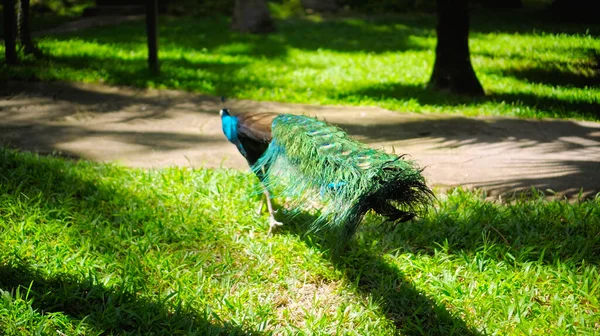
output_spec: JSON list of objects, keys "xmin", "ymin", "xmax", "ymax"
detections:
[
  {"xmin": 469, "ymin": 8, "xmax": 600, "ymax": 35},
  {"xmin": 2, "ymin": 51, "xmax": 275, "ymax": 100},
  {"xmin": 339, "ymin": 81, "xmax": 599, "ymax": 120},
  {"xmin": 331, "ymin": 245, "xmax": 480, "ymax": 335},
  {"xmin": 495, "ymin": 50, "xmax": 599, "ymax": 90},
  {"xmin": 55, "ymin": 15, "xmax": 432, "ymax": 57},
  {"xmin": 273, "ymin": 16, "xmax": 431, "ymax": 53},
  {"xmin": 491, "ymin": 91, "xmax": 599, "ymax": 119},
  {"xmin": 0, "ymin": 148, "xmax": 480, "ymax": 334},
  {"xmin": 0, "ymin": 149, "xmax": 254, "ymax": 334},
  {"xmin": 273, "ymin": 185, "xmax": 598, "ymax": 332},
  {"xmin": 0, "ymin": 264, "xmax": 251, "ymax": 335},
  {"xmin": 34, "ymin": 11, "xmax": 598, "ymax": 58},
  {"xmin": 502, "ymin": 66, "xmax": 599, "ymax": 90},
  {"xmin": 276, "ymin": 212, "xmax": 482, "ymax": 336},
  {"xmin": 388, "ymin": 194, "xmax": 600, "ymax": 266}
]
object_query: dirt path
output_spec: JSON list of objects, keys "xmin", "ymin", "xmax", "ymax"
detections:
[{"xmin": 1, "ymin": 81, "xmax": 599, "ymax": 198}]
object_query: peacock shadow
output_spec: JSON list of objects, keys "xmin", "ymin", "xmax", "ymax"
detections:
[{"xmin": 273, "ymin": 209, "xmax": 482, "ymax": 335}]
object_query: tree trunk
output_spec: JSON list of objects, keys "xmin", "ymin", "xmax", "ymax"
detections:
[
  {"xmin": 17, "ymin": 0, "xmax": 42, "ymax": 57},
  {"xmin": 428, "ymin": 0, "xmax": 484, "ymax": 96},
  {"xmin": 3, "ymin": 0, "xmax": 19, "ymax": 65},
  {"xmin": 301, "ymin": 0, "xmax": 338, "ymax": 13},
  {"xmin": 232, "ymin": 0, "xmax": 275, "ymax": 34},
  {"xmin": 146, "ymin": 0, "xmax": 160, "ymax": 75}
]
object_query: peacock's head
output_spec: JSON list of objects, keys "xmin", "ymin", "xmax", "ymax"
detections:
[{"xmin": 219, "ymin": 108, "xmax": 230, "ymax": 117}]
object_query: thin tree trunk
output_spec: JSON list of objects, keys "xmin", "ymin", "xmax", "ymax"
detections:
[
  {"xmin": 3, "ymin": 0, "xmax": 19, "ymax": 65},
  {"xmin": 17, "ymin": 0, "xmax": 42, "ymax": 57},
  {"xmin": 146, "ymin": 0, "xmax": 159, "ymax": 75},
  {"xmin": 428, "ymin": 0, "xmax": 484, "ymax": 96},
  {"xmin": 232, "ymin": 0, "xmax": 275, "ymax": 34}
]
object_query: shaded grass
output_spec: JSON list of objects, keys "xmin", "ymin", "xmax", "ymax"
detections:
[
  {"xmin": 1, "ymin": 11, "xmax": 599, "ymax": 120},
  {"xmin": 1, "ymin": 148, "xmax": 599, "ymax": 334},
  {"xmin": 0, "ymin": 0, "xmax": 94, "ymax": 37}
]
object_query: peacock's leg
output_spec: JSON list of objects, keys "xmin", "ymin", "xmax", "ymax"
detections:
[
  {"xmin": 256, "ymin": 167, "xmax": 283, "ymax": 234},
  {"xmin": 262, "ymin": 186, "xmax": 283, "ymax": 234}
]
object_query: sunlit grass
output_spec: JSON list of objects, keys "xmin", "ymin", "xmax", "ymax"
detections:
[
  {"xmin": 1, "ymin": 148, "xmax": 599, "ymax": 334},
  {"xmin": 1, "ymin": 11, "xmax": 599, "ymax": 120}
]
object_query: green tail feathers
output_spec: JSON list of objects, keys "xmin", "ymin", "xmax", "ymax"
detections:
[{"xmin": 253, "ymin": 114, "xmax": 433, "ymax": 241}]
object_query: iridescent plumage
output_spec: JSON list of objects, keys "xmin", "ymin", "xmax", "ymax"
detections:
[{"xmin": 220, "ymin": 110, "xmax": 433, "ymax": 241}]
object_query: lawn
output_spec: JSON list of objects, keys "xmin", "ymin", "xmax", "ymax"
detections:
[
  {"xmin": 1, "ymin": 7, "xmax": 600, "ymax": 335},
  {"xmin": 1, "ymin": 148, "xmax": 599, "ymax": 335},
  {"xmin": 1, "ymin": 11, "xmax": 599, "ymax": 121}
]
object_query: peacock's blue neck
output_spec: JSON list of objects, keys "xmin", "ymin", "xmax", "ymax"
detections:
[
  {"xmin": 221, "ymin": 112, "xmax": 247, "ymax": 156},
  {"xmin": 221, "ymin": 114, "xmax": 239, "ymax": 144}
]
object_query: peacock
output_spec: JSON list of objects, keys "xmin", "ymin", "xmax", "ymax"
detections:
[{"xmin": 220, "ymin": 108, "xmax": 433, "ymax": 241}]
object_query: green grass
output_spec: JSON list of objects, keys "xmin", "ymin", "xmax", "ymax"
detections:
[
  {"xmin": 1, "ymin": 11, "xmax": 599, "ymax": 121},
  {"xmin": 1, "ymin": 147, "xmax": 599, "ymax": 335}
]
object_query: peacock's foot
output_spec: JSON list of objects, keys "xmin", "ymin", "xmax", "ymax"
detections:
[{"xmin": 267, "ymin": 216, "xmax": 283, "ymax": 235}]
